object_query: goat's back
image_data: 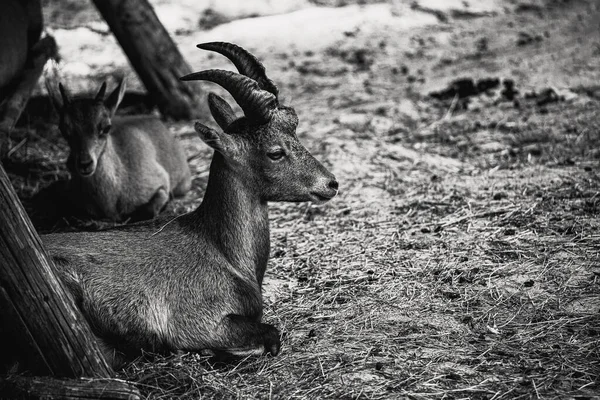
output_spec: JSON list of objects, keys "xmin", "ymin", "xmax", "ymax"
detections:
[
  {"xmin": 111, "ymin": 116, "xmax": 190, "ymax": 192},
  {"xmin": 41, "ymin": 214, "xmax": 262, "ymax": 353}
]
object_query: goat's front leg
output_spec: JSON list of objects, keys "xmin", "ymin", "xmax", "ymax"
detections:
[
  {"xmin": 129, "ymin": 186, "xmax": 169, "ymax": 221},
  {"xmin": 212, "ymin": 314, "xmax": 280, "ymax": 357}
]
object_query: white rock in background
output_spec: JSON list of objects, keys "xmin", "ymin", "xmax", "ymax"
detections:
[
  {"xmin": 336, "ymin": 113, "xmax": 370, "ymax": 131},
  {"xmin": 415, "ymin": 0, "xmax": 503, "ymax": 16},
  {"xmin": 370, "ymin": 116, "xmax": 395, "ymax": 135},
  {"xmin": 153, "ymin": 0, "xmax": 312, "ymax": 35}
]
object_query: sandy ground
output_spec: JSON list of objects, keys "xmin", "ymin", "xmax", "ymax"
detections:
[
  {"xmin": 3, "ymin": 0, "xmax": 600, "ymax": 398},
  {"xmin": 41, "ymin": 0, "xmax": 600, "ymax": 93}
]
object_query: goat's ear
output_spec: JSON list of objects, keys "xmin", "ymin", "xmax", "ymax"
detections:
[
  {"xmin": 208, "ymin": 93, "xmax": 236, "ymax": 130},
  {"xmin": 44, "ymin": 61, "xmax": 66, "ymax": 112},
  {"xmin": 195, "ymin": 121, "xmax": 235, "ymax": 155},
  {"xmin": 57, "ymin": 83, "xmax": 72, "ymax": 110},
  {"xmin": 95, "ymin": 82, "xmax": 107, "ymax": 101},
  {"xmin": 47, "ymin": 81, "xmax": 67, "ymax": 112},
  {"xmin": 104, "ymin": 78, "xmax": 126, "ymax": 117}
]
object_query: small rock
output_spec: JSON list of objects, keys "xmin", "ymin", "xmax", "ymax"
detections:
[
  {"xmin": 480, "ymin": 141, "xmax": 506, "ymax": 153},
  {"xmin": 397, "ymin": 99, "xmax": 421, "ymax": 121},
  {"xmin": 501, "ymin": 79, "xmax": 518, "ymax": 100},
  {"xmin": 476, "ymin": 37, "xmax": 489, "ymax": 53},
  {"xmin": 336, "ymin": 113, "xmax": 370, "ymax": 130},
  {"xmin": 446, "ymin": 372, "xmax": 461, "ymax": 380},
  {"xmin": 198, "ymin": 8, "xmax": 230, "ymax": 30},
  {"xmin": 535, "ymin": 88, "xmax": 562, "ymax": 106},
  {"xmin": 516, "ymin": 31, "xmax": 543, "ymax": 46},
  {"xmin": 523, "ymin": 144, "xmax": 542, "ymax": 156},
  {"xmin": 556, "ymin": 88, "xmax": 578, "ymax": 102},
  {"xmin": 369, "ymin": 116, "xmax": 394, "ymax": 134}
]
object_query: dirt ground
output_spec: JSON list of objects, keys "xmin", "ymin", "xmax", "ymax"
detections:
[{"xmin": 3, "ymin": 0, "xmax": 600, "ymax": 398}]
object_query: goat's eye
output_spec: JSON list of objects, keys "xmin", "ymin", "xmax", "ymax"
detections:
[
  {"xmin": 267, "ymin": 149, "xmax": 286, "ymax": 161},
  {"xmin": 99, "ymin": 125, "xmax": 111, "ymax": 135}
]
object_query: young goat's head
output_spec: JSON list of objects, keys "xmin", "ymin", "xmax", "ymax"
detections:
[
  {"xmin": 49, "ymin": 79, "xmax": 126, "ymax": 177},
  {"xmin": 182, "ymin": 42, "xmax": 338, "ymax": 203}
]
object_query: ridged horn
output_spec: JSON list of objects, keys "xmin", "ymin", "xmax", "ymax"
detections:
[
  {"xmin": 197, "ymin": 42, "xmax": 279, "ymax": 98},
  {"xmin": 181, "ymin": 69, "xmax": 277, "ymax": 124}
]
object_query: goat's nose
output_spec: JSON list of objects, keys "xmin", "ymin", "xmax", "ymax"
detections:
[{"xmin": 329, "ymin": 180, "xmax": 339, "ymax": 191}]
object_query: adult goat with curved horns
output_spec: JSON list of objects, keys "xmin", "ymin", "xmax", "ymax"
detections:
[{"xmin": 42, "ymin": 42, "xmax": 338, "ymax": 367}]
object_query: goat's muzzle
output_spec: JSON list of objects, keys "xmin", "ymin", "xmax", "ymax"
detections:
[{"xmin": 77, "ymin": 157, "xmax": 95, "ymax": 177}]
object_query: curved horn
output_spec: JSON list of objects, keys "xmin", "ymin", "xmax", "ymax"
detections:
[
  {"xmin": 181, "ymin": 69, "xmax": 277, "ymax": 124},
  {"xmin": 197, "ymin": 42, "xmax": 279, "ymax": 98}
]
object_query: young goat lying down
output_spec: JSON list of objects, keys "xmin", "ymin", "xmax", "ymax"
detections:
[
  {"xmin": 43, "ymin": 42, "xmax": 338, "ymax": 367},
  {"xmin": 49, "ymin": 78, "xmax": 191, "ymax": 221}
]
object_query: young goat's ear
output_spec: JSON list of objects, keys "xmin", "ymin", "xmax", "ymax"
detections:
[
  {"xmin": 104, "ymin": 78, "xmax": 126, "ymax": 117},
  {"xmin": 46, "ymin": 81, "xmax": 67, "ymax": 112},
  {"xmin": 195, "ymin": 121, "xmax": 235, "ymax": 155},
  {"xmin": 52, "ymin": 83, "xmax": 72, "ymax": 111},
  {"xmin": 208, "ymin": 92, "xmax": 236, "ymax": 130},
  {"xmin": 95, "ymin": 81, "xmax": 107, "ymax": 101},
  {"xmin": 44, "ymin": 61, "xmax": 66, "ymax": 112}
]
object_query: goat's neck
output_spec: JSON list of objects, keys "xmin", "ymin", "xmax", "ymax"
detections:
[{"xmin": 194, "ymin": 152, "xmax": 270, "ymax": 285}]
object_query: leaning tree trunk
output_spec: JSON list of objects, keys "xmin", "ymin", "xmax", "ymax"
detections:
[
  {"xmin": 91, "ymin": 0, "xmax": 208, "ymax": 120},
  {"xmin": 0, "ymin": 35, "xmax": 57, "ymax": 138},
  {"xmin": 0, "ymin": 164, "xmax": 141, "ymax": 397},
  {"xmin": 0, "ymin": 163, "xmax": 112, "ymax": 377}
]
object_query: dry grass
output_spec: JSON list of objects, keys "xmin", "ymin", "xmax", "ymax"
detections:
[{"xmin": 7, "ymin": 96, "xmax": 598, "ymax": 399}]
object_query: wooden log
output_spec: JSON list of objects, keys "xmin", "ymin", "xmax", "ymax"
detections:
[
  {"xmin": 0, "ymin": 376, "xmax": 140, "ymax": 400},
  {"xmin": 91, "ymin": 0, "xmax": 208, "ymax": 120},
  {"xmin": 0, "ymin": 35, "xmax": 57, "ymax": 137},
  {"xmin": 0, "ymin": 163, "xmax": 113, "ymax": 378}
]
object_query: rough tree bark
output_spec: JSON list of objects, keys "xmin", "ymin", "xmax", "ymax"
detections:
[
  {"xmin": 0, "ymin": 35, "xmax": 57, "ymax": 137},
  {"xmin": 91, "ymin": 0, "xmax": 207, "ymax": 120},
  {"xmin": 0, "ymin": 163, "xmax": 111, "ymax": 377},
  {"xmin": 0, "ymin": 164, "xmax": 142, "ymax": 398},
  {"xmin": 0, "ymin": 375, "xmax": 140, "ymax": 400}
]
